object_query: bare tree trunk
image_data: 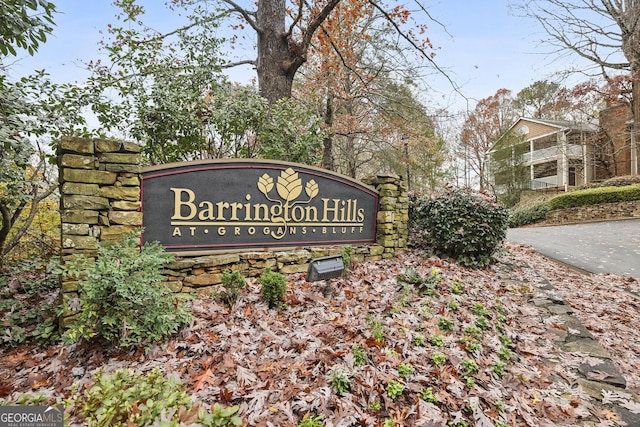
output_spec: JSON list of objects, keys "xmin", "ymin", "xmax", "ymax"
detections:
[
  {"xmin": 346, "ymin": 135, "xmax": 357, "ymax": 178},
  {"xmin": 322, "ymin": 91, "xmax": 335, "ymax": 170}
]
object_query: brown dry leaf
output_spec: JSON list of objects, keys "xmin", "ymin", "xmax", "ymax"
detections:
[{"xmin": 192, "ymin": 367, "xmax": 216, "ymax": 392}]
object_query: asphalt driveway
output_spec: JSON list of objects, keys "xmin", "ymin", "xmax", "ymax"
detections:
[{"xmin": 507, "ymin": 219, "xmax": 640, "ymax": 280}]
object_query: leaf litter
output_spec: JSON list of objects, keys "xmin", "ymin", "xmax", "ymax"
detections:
[{"xmin": 1, "ymin": 242, "xmax": 639, "ymax": 426}]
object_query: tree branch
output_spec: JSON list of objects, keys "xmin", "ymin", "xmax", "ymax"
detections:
[
  {"xmin": 221, "ymin": 59, "xmax": 256, "ymax": 69},
  {"xmin": 218, "ymin": 0, "xmax": 260, "ymax": 32},
  {"xmin": 367, "ymin": 0, "xmax": 465, "ymax": 99}
]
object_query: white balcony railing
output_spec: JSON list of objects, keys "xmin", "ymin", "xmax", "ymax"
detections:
[{"xmin": 526, "ymin": 144, "xmax": 583, "ymax": 164}]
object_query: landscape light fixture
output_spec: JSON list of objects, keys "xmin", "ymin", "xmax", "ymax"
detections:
[{"xmin": 306, "ymin": 255, "xmax": 344, "ymax": 282}]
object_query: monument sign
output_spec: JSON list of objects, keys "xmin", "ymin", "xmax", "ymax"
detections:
[{"xmin": 142, "ymin": 160, "xmax": 379, "ymax": 253}]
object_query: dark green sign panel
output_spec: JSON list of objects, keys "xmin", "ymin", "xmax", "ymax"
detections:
[{"xmin": 142, "ymin": 160, "xmax": 379, "ymax": 253}]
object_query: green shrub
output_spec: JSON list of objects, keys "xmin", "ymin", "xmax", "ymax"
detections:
[
  {"xmin": 69, "ymin": 368, "xmax": 242, "ymax": 427},
  {"xmin": 411, "ymin": 188, "xmax": 509, "ymax": 267},
  {"xmin": 418, "ymin": 387, "xmax": 438, "ymax": 404},
  {"xmin": 431, "ymin": 352, "xmax": 447, "ymax": 366},
  {"xmin": 0, "ymin": 255, "xmax": 61, "ymax": 347},
  {"xmin": 397, "ymin": 363, "xmax": 415, "ymax": 380},
  {"xmin": 461, "ymin": 358, "xmax": 479, "ymax": 375},
  {"xmin": 508, "ymin": 202, "xmax": 550, "ymax": 227},
  {"xmin": 352, "ymin": 343, "xmax": 368, "ymax": 366},
  {"xmin": 199, "ymin": 403, "xmax": 243, "ymax": 427},
  {"xmin": 59, "ymin": 233, "xmax": 192, "ymax": 349},
  {"xmin": 73, "ymin": 368, "xmax": 193, "ymax": 426},
  {"xmin": 218, "ymin": 269, "xmax": 246, "ymax": 309},
  {"xmin": 547, "ymin": 184, "xmax": 640, "ymax": 210},
  {"xmin": 398, "ymin": 267, "xmax": 442, "ymax": 295},
  {"xmin": 259, "ymin": 268, "xmax": 287, "ymax": 308}
]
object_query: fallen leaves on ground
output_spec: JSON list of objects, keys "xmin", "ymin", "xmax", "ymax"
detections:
[{"xmin": 1, "ymin": 243, "xmax": 639, "ymax": 426}]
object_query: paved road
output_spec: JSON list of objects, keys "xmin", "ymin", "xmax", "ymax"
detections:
[{"xmin": 507, "ymin": 219, "xmax": 640, "ymax": 280}]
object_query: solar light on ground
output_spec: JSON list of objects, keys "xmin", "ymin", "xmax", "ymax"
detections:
[{"xmin": 306, "ymin": 255, "xmax": 344, "ymax": 282}]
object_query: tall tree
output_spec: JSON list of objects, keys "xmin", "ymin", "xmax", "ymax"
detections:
[
  {"xmin": 294, "ymin": 0, "xmax": 444, "ymax": 176},
  {"xmin": 1, "ymin": 1, "xmax": 90, "ymax": 264},
  {"xmin": 88, "ymin": 2, "xmax": 325, "ymax": 165},
  {"xmin": 515, "ymin": 0, "xmax": 640, "ymax": 166},
  {"xmin": 489, "ymin": 129, "xmax": 529, "ymax": 206},
  {"xmin": 173, "ymin": 0, "xmax": 444, "ymax": 104},
  {"xmin": 459, "ymin": 89, "xmax": 515, "ymax": 190},
  {"xmin": 513, "ymin": 80, "xmax": 566, "ymax": 119},
  {"xmin": 374, "ymin": 81, "xmax": 446, "ymax": 191},
  {"xmin": 0, "ymin": 72, "xmax": 92, "ymax": 264}
]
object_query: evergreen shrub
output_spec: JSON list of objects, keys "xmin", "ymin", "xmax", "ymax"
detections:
[
  {"xmin": 508, "ymin": 201, "xmax": 550, "ymax": 227},
  {"xmin": 60, "ymin": 232, "xmax": 192, "ymax": 349},
  {"xmin": 411, "ymin": 187, "xmax": 509, "ymax": 267},
  {"xmin": 259, "ymin": 268, "xmax": 287, "ymax": 308}
]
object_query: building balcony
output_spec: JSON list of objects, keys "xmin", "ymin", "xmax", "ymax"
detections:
[{"xmin": 525, "ymin": 144, "xmax": 583, "ymax": 164}]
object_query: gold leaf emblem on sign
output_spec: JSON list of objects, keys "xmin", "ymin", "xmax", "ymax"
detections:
[
  {"xmin": 276, "ymin": 168, "xmax": 303, "ymax": 202},
  {"xmin": 305, "ymin": 180, "xmax": 318, "ymax": 199},
  {"xmin": 257, "ymin": 173, "xmax": 274, "ymax": 196}
]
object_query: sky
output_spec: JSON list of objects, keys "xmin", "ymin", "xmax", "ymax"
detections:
[{"xmin": 6, "ymin": 0, "xmax": 588, "ymax": 115}]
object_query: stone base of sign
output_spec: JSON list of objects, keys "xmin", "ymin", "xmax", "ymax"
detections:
[
  {"xmin": 161, "ymin": 244, "xmax": 386, "ymax": 298},
  {"xmin": 57, "ymin": 137, "xmax": 408, "ymax": 324}
]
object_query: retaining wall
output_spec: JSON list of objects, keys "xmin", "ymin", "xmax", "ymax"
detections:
[{"xmin": 545, "ymin": 200, "xmax": 640, "ymax": 224}]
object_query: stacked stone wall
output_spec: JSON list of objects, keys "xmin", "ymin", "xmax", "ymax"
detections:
[
  {"xmin": 58, "ymin": 137, "xmax": 142, "ymax": 322},
  {"xmin": 58, "ymin": 137, "xmax": 408, "ymax": 318},
  {"xmin": 545, "ymin": 200, "xmax": 640, "ymax": 224},
  {"xmin": 363, "ymin": 175, "xmax": 409, "ymax": 257}
]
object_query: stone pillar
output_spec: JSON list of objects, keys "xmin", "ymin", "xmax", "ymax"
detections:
[
  {"xmin": 58, "ymin": 137, "xmax": 142, "ymax": 325},
  {"xmin": 364, "ymin": 175, "xmax": 409, "ymax": 258}
]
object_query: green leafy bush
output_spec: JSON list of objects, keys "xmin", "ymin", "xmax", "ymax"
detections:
[
  {"xmin": 397, "ymin": 363, "xmax": 415, "ymax": 380},
  {"xmin": 547, "ymin": 184, "xmax": 640, "ymax": 210},
  {"xmin": 508, "ymin": 201, "xmax": 550, "ymax": 227},
  {"xmin": 60, "ymin": 233, "xmax": 192, "ymax": 349},
  {"xmin": 199, "ymin": 403, "xmax": 243, "ymax": 427},
  {"xmin": 71, "ymin": 368, "xmax": 192, "ymax": 426},
  {"xmin": 411, "ymin": 187, "xmax": 509, "ymax": 267},
  {"xmin": 218, "ymin": 269, "xmax": 246, "ymax": 309},
  {"xmin": 398, "ymin": 267, "xmax": 441, "ymax": 295},
  {"xmin": 339, "ymin": 245, "xmax": 353, "ymax": 272},
  {"xmin": 418, "ymin": 387, "xmax": 438, "ymax": 404},
  {"xmin": 259, "ymin": 268, "xmax": 287, "ymax": 308},
  {"xmin": 0, "ymin": 255, "xmax": 60, "ymax": 347},
  {"xmin": 330, "ymin": 368, "xmax": 352, "ymax": 396},
  {"xmin": 69, "ymin": 368, "xmax": 242, "ymax": 427}
]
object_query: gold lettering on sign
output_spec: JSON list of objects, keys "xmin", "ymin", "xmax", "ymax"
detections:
[
  {"xmin": 171, "ymin": 188, "xmax": 196, "ymax": 220},
  {"xmin": 168, "ymin": 167, "xmax": 371, "ymax": 243}
]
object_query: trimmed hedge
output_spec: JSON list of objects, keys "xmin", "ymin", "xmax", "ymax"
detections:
[{"xmin": 547, "ymin": 184, "xmax": 640, "ymax": 210}]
